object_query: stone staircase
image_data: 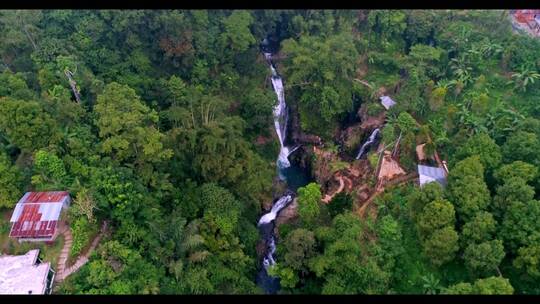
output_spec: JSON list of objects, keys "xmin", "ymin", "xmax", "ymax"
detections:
[{"xmin": 54, "ymin": 221, "xmax": 108, "ymax": 284}]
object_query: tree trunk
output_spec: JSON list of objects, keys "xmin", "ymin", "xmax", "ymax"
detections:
[
  {"xmin": 20, "ymin": 21, "xmax": 38, "ymax": 52},
  {"xmin": 64, "ymin": 69, "xmax": 82, "ymax": 104}
]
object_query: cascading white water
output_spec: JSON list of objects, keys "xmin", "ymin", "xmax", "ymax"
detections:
[
  {"xmin": 256, "ymin": 49, "xmax": 300, "ymax": 295},
  {"xmin": 258, "ymin": 194, "xmax": 293, "ymax": 226},
  {"xmin": 265, "ymin": 52, "xmax": 294, "ymax": 170},
  {"xmin": 258, "ymin": 194, "xmax": 293, "ymax": 269},
  {"xmin": 355, "ymin": 128, "xmax": 380, "ymax": 160}
]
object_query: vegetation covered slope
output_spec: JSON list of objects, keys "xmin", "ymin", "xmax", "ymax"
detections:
[{"xmin": 0, "ymin": 10, "xmax": 539, "ymax": 294}]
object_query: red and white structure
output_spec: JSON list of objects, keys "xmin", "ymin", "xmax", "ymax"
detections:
[{"xmin": 9, "ymin": 191, "xmax": 71, "ymax": 242}]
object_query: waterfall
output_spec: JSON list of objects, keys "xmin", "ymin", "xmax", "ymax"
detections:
[
  {"xmin": 355, "ymin": 128, "xmax": 380, "ymax": 160},
  {"xmin": 265, "ymin": 52, "xmax": 295, "ymax": 171},
  {"xmin": 256, "ymin": 47, "xmax": 302, "ymax": 294},
  {"xmin": 259, "ymin": 195, "xmax": 291, "ymax": 268},
  {"xmin": 258, "ymin": 194, "xmax": 293, "ymax": 226}
]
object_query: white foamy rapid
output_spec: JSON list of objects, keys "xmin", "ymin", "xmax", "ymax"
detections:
[
  {"xmin": 258, "ymin": 194, "xmax": 293, "ymax": 226},
  {"xmin": 356, "ymin": 128, "xmax": 380, "ymax": 160},
  {"xmin": 258, "ymin": 194, "xmax": 293, "ymax": 269}
]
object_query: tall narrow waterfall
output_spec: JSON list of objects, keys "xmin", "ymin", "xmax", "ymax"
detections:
[
  {"xmin": 264, "ymin": 52, "xmax": 297, "ymax": 171},
  {"xmin": 256, "ymin": 46, "xmax": 302, "ymax": 294},
  {"xmin": 356, "ymin": 128, "xmax": 380, "ymax": 160}
]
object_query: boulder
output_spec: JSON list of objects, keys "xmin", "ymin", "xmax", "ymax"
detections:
[{"xmin": 275, "ymin": 197, "xmax": 298, "ymax": 227}]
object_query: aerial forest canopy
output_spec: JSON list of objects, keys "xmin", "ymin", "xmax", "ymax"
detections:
[{"xmin": 0, "ymin": 10, "xmax": 539, "ymax": 294}]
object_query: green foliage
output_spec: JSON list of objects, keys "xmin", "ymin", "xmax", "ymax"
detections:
[
  {"xmin": 281, "ymin": 31, "xmax": 358, "ymax": 132},
  {"xmin": 0, "ymin": 97, "xmax": 59, "ymax": 152},
  {"xmin": 444, "ymin": 276, "xmax": 514, "ymax": 295},
  {"xmin": 502, "ymin": 131, "xmax": 540, "ymax": 166},
  {"xmin": 463, "ymin": 239, "xmax": 505, "ymax": 274},
  {"xmin": 0, "ymin": 71, "xmax": 35, "ymax": 100},
  {"xmin": 0, "ymin": 151, "xmax": 23, "ymax": 209},
  {"xmin": 70, "ymin": 217, "xmax": 93, "ymax": 258},
  {"xmin": 493, "ymin": 177, "xmax": 535, "ymax": 217},
  {"xmin": 95, "ymin": 82, "xmax": 173, "ymax": 166},
  {"xmin": 460, "ymin": 211, "xmax": 496, "ymax": 244},
  {"xmin": 368, "ymin": 10, "xmax": 407, "ymax": 41},
  {"xmin": 198, "ymin": 183, "xmax": 241, "ymax": 235},
  {"xmin": 513, "ymin": 244, "xmax": 540, "ymax": 279},
  {"xmin": 447, "ymin": 156, "xmax": 491, "ymax": 221},
  {"xmin": 1, "ymin": 9, "xmax": 539, "ymax": 295},
  {"xmin": 453, "ymin": 132, "xmax": 501, "ymax": 172},
  {"xmin": 444, "ymin": 282, "xmax": 473, "ymax": 294},
  {"xmin": 78, "ymin": 240, "xmax": 162, "ymax": 294},
  {"xmin": 407, "ymin": 182, "xmax": 444, "ymax": 221},
  {"xmin": 494, "ymin": 161, "xmax": 538, "ymax": 184},
  {"xmin": 297, "ymin": 182, "xmax": 322, "ymax": 227},
  {"xmin": 500, "ymin": 200, "xmax": 540, "ymax": 254},
  {"xmin": 308, "ymin": 212, "xmax": 403, "ymax": 294},
  {"xmin": 220, "ymin": 11, "xmax": 256, "ymax": 54},
  {"xmin": 472, "ymin": 276, "xmax": 514, "ymax": 295},
  {"xmin": 267, "ymin": 264, "xmax": 299, "ymax": 289},
  {"xmin": 366, "ymin": 101, "xmax": 384, "ymax": 116},
  {"xmin": 328, "ymin": 192, "xmax": 353, "ymax": 218},
  {"xmin": 282, "ymin": 228, "xmax": 316, "ymax": 272},
  {"xmin": 32, "ymin": 149, "xmax": 69, "ymax": 190},
  {"xmin": 396, "ymin": 112, "xmax": 417, "ymax": 134},
  {"xmin": 416, "ymin": 199, "xmax": 455, "ymax": 241},
  {"xmin": 422, "ymin": 226, "xmax": 459, "ymax": 267}
]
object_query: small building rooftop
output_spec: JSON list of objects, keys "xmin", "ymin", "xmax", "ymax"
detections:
[
  {"xmin": 379, "ymin": 96, "xmax": 396, "ymax": 110},
  {"xmin": 418, "ymin": 165, "xmax": 447, "ymax": 187},
  {"xmin": 378, "ymin": 151, "xmax": 406, "ymax": 182},
  {"xmin": 0, "ymin": 249, "xmax": 54, "ymax": 294},
  {"xmin": 9, "ymin": 191, "xmax": 71, "ymax": 242}
]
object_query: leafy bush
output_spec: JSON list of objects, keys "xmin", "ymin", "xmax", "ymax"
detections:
[{"xmin": 70, "ymin": 217, "xmax": 93, "ymax": 258}]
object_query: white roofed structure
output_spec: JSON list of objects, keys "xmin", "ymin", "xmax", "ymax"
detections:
[
  {"xmin": 418, "ymin": 165, "xmax": 447, "ymax": 187},
  {"xmin": 380, "ymin": 96, "xmax": 396, "ymax": 110},
  {"xmin": 0, "ymin": 249, "xmax": 55, "ymax": 294}
]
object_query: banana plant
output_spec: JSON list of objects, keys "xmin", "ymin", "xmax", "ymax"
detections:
[
  {"xmin": 479, "ymin": 39, "xmax": 503, "ymax": 58},
  {"xmin": 508, "ymin": 65, "xmax": 540, "ymax": 92},
  {"xmin": 450, "ymin": 55, "xmax": 474, "ymax": 86}
]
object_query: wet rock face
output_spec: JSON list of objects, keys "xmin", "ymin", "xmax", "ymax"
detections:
[
  {"xmin": 341, "ymin": 124, "xmax": 365, "ymax": 155},
  {"xmin": 275, "ymin": 197, "xmax": 298, "ymax": 227},
  {"xmin": 289, "ymin": 146, "xmax": 313, "ymax": 172}
]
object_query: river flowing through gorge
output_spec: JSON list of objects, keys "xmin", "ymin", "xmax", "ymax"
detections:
[{"xmin": 256, "ymin": 38, "xmax": 309, "ymax": 294}]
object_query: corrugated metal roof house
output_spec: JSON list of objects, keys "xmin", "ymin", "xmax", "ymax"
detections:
[
  {"xmin": 0, "ymin": 249, "xmax": 55, "ymax": 294},
  {"xmin": 418, "ymin": 165, "xmax": 447, "ymax": 187},
  {"xmin": 380, "ymin": 96, "xmax": 396, "ymax": 110},
  {"xmin": 9, "ymin": 191, "xmax": 71, "ymax": 242}
]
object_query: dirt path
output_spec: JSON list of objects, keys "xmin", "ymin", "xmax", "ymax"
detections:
[
  {"xmin": 322, "ymin": 175, "xmax": 345, "ymax": 203},
  {"xmin": 55, "ymin": 221, "xmax": 108, "ymax": 284},
  {"xmin": 357, "ymin": 172, "xmax": 419, "ymax": 218}
]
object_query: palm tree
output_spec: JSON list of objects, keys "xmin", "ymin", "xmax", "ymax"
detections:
[
  {"xmin": 421, "ymin": 274, "xmax": 441, "ymax": 295},
  {"xmin": 167, "ymin": 217, "xmax": 210, "ymax": 281},
  {"xmin": 435, "ymin": 79, "xmax": 455, "ymax": 91}
]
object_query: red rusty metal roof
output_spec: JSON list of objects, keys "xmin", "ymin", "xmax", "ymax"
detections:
[
  {"xmin": 21, "ymin": 191, "xmax": 70, "ymax": 204},
  {"xmin": 9, "ymin": 192, "xmax": 70, "ymax": 240},
  {"xmin": 515, "ymin": 10, "xmax": 540, "ymax": 23}
]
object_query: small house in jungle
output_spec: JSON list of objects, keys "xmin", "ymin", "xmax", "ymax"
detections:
[{"xmin": 9, "ymin": 191, "xmax": 71, "ymax": 242}]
